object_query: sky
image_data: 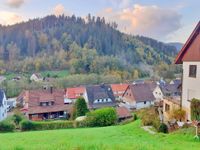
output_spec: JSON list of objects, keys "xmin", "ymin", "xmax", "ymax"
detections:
[{"xmin": 0, "ymin": 0, "xmax": 199, "ymax": 43}]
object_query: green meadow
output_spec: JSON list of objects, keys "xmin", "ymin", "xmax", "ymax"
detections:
[{"xmin": 0, "ymin": 120, "xmax": 199, "ymax": 150}]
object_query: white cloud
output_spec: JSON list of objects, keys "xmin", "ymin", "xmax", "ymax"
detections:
[
  {"xmin": 53, "ymin": 4, "xmax": 65, "ymax": 16},
  {"xmin": 6, "ymin": 0, "xmax": 25, "ymax": 8},
  {"xmin": 0, "ymin": 11, "xmax": 23, "ymax": 25},
  {"xmin": 98, "ymin": 4, "xmax": 182, "ymax": 40}
]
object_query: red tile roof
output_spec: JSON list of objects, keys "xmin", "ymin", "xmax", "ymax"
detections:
[
  {"xmin": 66, "ymin": 87, "xmax": 86, "ymax": 99},
  {"xmin": 111, "ymin": 84, "xmax": 129, "ymax": 97},
  {"xmin": 111, "ymin": 84, "xmax": 129, "ymax": 92},
  {"xmin": 175, "ymin": 21, "xmax": 200, "ymax": 64}
]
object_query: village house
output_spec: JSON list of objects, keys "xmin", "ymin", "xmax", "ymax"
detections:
[
  {"xmin": 18, "ymin": 88, "xmax": 72, "ymax": 121},
  {"xmin": 84, "ymin": 84, "xmax": 116, "ymax": 109},
  {"xmin": 0, "ymin": 89, "xmax": 7, "ymax": 121},
  {"xmin": 163, "ymin": 98, "xmax": 181, "ymax": 122},
  {"xmin": 110, "ymin": 83, "xmax": 129, "ymax": 101},
  {"xmin": 30, "ymin": 73, "xmax": 44, "ymax": 82},
  {"xmin": 175, "ymin": 21, "xmax": 200, "ymax": 120},
  {"xmin": 122, "ymin": 83, "xmax": 155, "ymax": 109},
  {"xmin": 146, "ymin": 82, "xmax": 164, "ymax": 102},
  {"xmin": 64, "ymin": 87, "xmax": 86, "ymax": 103}
]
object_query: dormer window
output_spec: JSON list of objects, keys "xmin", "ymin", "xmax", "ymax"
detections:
[
  {"xmin": 40, "ymin": 101, "xmax": 54, "ymax": 106},
  {"xmin": 189, "ymin": 65, "xmax": 197, "ymax": 78}
]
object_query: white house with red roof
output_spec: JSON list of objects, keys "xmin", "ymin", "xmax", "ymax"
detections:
[
  {"xmin": 65, "ymin": 87, "xmax": 86, "ymax": 103},
  {"xmin": 111, "ymin": 84, "xmax": 129, "ymax": 100},
  {"xmin": 175, "ymin": 21, "xmax": 200, "ymax": 120}
]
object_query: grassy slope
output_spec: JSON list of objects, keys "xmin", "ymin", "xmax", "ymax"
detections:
[{"xmin": 0, "ymin": 120, "xmax": 199, "ymax": 150}]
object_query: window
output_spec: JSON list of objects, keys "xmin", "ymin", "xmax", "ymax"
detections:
[
  {"xmin": 189, "ymin": 65, "xmax": 197, "ymax": 78},
  {"xmin": 165, "ymin": 104, "xmax": 170, "ymax": 112},
  {"xmin": 144, "ymin": 101, "xmax": 146, "ymax": 104}
]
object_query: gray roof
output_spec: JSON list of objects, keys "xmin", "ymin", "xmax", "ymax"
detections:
[
  {"xmin": 171, "ymin": 79, "xmax": 181, "ymax": 86},
  {"xmin": 160, "ymin": 83, "xmax": 181, "ymax": 96},
  {"xmin": 129, "ymin": 83, "xmax": 155, "ymax": 102},
  {"xmin": 86, "ymin": 84, "xmax": 116, "ymax": 109},
  {"xmin": 0, "ymin": 90, "xmax": 5, "ymax": 106}
]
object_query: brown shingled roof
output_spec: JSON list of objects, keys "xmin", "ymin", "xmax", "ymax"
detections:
[{"xmin": 20, "ymin": 89, "xmax": 72, "ymax": 114}]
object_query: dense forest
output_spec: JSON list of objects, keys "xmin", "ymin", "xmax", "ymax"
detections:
[{"xmin": 0, "ymin": 14, "xmax": 180, "ymax": 79}]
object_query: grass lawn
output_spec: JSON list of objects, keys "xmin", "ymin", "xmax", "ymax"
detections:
[
  {"xmin": 0, "ymin": 120, "xmax": 199, "ymax": 150},
  {"xmin": 40, "ymin": 70, "xmax": 69, "ymax": 78}
]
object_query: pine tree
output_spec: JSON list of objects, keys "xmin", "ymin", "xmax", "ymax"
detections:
[{"xmin": 75, "ymin": 97, "xmax": 89, "ymax": 117}]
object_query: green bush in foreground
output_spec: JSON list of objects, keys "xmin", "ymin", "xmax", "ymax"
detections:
[
  {"xmin": 0, "ymin": 121, "xmax": 15, "ymax": 132},
  {"xmin": 87, "ymin": 107, "xmax": 117, "ymax": 127}
]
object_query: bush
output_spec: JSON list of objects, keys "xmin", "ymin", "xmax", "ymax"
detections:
[
  {"xmin": 20, "ymin": 120, "xmax": 37, "ymax": 131},
  {"xmin": 191, "ymin": 98, "xmax": 200, "ymax": 121},
  {"xmin": 20, "ymin": 120, "xmax": 74, "ymax": 131},
  {"xmin": 0, "ymin": 121, "xmax": 15, "ymax": 132},
  {"xmin": 139, "ymin": 108, "xmax": 159, "ymax": 126},
  {"xmin": 152, "ymin": 117, "xmax": 161, "ymax": 130},
  {"xmin": 171, "ymin": 109, "xmax": 186, "ymax": 121},
  {"xmin": 133, "ymin": 114, "xmax": 138, "ymax": 121},
  {"xmin": 158, "ymin": 123, "xmax": 168, "ymax": 133},
  {"xmin": 87, "ymin": 107, "xmax": 117, "ymax": 127},
  {"xmin": 13, "ymin": 113, "xmax": 24, "ymax": 125},
  {"xmin": 75, "ymin": 120, "xmax": 89, "ymax": 128}
]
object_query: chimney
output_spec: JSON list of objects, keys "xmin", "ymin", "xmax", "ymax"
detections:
[{"xmin": 50, "ymin": 86, "xmax": 53, "ymax": 94}]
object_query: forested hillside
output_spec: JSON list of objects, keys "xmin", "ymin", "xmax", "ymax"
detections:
[{"xmin": 0, "ymin": 14, "xmax": 179, "ymax": 78}]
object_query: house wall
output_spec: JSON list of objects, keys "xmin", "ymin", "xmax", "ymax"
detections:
[
  {"xmin": 0, "ymin": 93, "xmax": 7, "ymax": 121},
  {"xmin": 163, "ymin": 99, "xmax": 180, "ymax": 122},
  {"xmin": 182, "ymin": 61, "xmax": 200, "ymax": 120},
  {"xmin": 136, "ymin": 101, "xmax": 154, "ymax": 109},
  {"xmin": 122, "ymin": 87, "xmax": 136, "ymax": 108},
  {"xmin": 153, "ymin": 86, "xmax": 163, "ymax": 101}
]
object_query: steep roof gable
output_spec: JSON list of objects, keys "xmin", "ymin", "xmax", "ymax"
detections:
[{"xmin": 175, "ymin": 21, "xmax": 200, "ymax": 64}]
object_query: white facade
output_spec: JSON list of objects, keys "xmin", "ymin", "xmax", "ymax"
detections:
[
  {"xmin": 0, "ymin": 92, "xmax": 7, "ymax": 121},
  {"xmin": 123, "ymin": 100, "xmax": 154, "ymax": 110},
  {"xmin": 182, "ymin": 61, "xmax": 200, "ymax": 120},
  {"xmin": 136, "ymin": 101, "xmax": 154, "ymax": 109},
  {"xmin": 152, "ymin": 86, "xmax": 163, "ymax": 101}
]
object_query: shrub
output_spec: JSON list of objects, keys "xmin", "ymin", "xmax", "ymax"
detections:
[
  {"xmin": 13, "ymin": 113, "xmax": 24, "ymax": 125},
  {"xmin": 0, "ymin": 121, "xmax": 15, "ymax": 132},
  {"xmin": 75, "ymin": 97, "xmax": 89, "ymax": 117},
  {"xmin": 191, "ymin": 98, "xmax": 200, "ymax": 121},
  {"xmin": 20, "ymin": 120, "xmax": 37, "ymax": 131},
  {"xmin": 133, "ymin": 114, "xmax": 138, "ymax": 121},
  {"xmin": 158, "ymin": 123, "xmax": 168, "ymax": 133},
  {"xmin": 75, "ymin": 120, "xmax": 89, "ymax": 128},
  {"xmin": 87, "ymin": 107, "xmax": 117, "ymax": 127},
  {"xmin": 139, "ymin": 108, "xmax": 159, "ymax": 126},
  {"xmin": 20, "ymin": 120, "xmax": 74, "ymax": 131},
  {"xmin": 171, "ymin": 109, "xmax": 186, "ymax": 121},
  {"xmin": 152, "ymin": 117, "xmax": 161, "ymax": 130}
]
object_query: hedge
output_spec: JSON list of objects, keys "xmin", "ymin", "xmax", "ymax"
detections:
[
  {"xmin": 20, "ymin": 120, "xmax": 74, "ymax": 131},
  {"xmin": 0, "ymin": 121, "xmax": 15, "ymax": 132},
  {"xmin": 86, "ymin": 107, "xmax": 117, "ymax": 127}
]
